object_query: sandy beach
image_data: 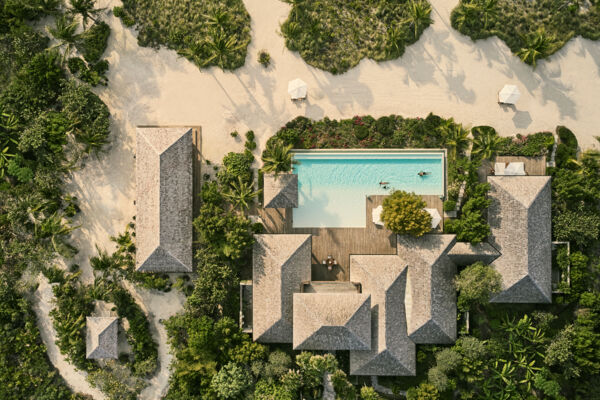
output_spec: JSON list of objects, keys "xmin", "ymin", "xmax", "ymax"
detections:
[{"xmin": 41, "ymin": 0, "xmax": 600, "ymax": 396}]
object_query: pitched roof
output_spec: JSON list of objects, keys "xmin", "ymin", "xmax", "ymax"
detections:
[
  {"xmin": 487, "ymin": 176, "xmax": 552, "ymax": 303},
  {"xmin": 252, "ymin": 234, "xmax": 311, "ymax": 343},
  {"xmin": 263, "ymin": 173, "xmax": 298, "ymax": 208},
  {"xmin": 349, "ymin": 255, "xmax": 416, "ymax": 376},
  {"xmin": 293, "ymin": 293, "xmax": 371, "ymax": 350},
  {"xmin": 86, "ymin": 317, "xmax": 118, "ymax": 359},
  {"xmin": 136, "ymin": 127, "xmax": 193, "ymax": 272},
  {"xmin": 448, "ymin": 242, "xmax": 501, "ymax": 266},
  {"xmin": 399, "ymin": 234, "xmax": 457, "ymax": 344}
]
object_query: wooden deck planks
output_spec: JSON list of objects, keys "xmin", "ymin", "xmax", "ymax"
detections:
[{"xmin": 495, "ymin": 155, "xmax": 547, "ymax": 176}]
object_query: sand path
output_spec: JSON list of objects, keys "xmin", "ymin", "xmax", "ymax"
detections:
[
  {"xmin": 32, "ymin": 276, "xmax": 106, "ymax": 399},
  {"xmin": 53, "ymin": 0, "xmax": 600, "ymax": 396}
]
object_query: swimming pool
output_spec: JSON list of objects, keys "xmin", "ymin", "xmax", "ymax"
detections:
[{"xmin": 292, "ymin": 150, "xmax": 445, "ymax": 228}]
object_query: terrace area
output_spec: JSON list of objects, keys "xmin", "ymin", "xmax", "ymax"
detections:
[{"xmin": 258, "ymin": 194, "xmax": 443, "ymax": 281}]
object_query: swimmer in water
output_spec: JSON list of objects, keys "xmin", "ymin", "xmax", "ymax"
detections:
[
  {"xmin": 418, "ymin": 171, "xmax": 430, "ymax": 177},
  {"xmin": 379, "ymin": 181, "xmax": 390, "ymax": 186}
]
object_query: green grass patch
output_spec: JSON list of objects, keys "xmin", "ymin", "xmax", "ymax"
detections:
[
  {"xmin": 281, "ymin": 0, "xmax": 433, "ymax": 74},
  {"xmin": 116, "ymin": 0, "xmax": 251, "ymax": 70},
  {"xmin": 451, "ymin": 0, "xmax": 600, "ymax": 66}
]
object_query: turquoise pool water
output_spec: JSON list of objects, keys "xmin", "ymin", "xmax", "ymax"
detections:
[{"xmin": 292, "ymin": 151, "xmax": 444, "ymax": 228}]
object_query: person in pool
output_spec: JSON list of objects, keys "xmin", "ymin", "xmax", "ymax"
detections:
[
  {"xmin": 379, "ymin": 181, "xmax": 389, "ymax": 186},
  {"xmin": 418, "ymin": 171, "xmax": 430, "ymax": 177}
]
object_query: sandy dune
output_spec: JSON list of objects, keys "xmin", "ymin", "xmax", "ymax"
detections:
[{"xmin": 42, "ymin": 0, "xmax": 600, "ymax": 396}]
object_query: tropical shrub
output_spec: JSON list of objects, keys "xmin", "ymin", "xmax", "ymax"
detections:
[
  {"xmin": 445, "ymin": 183, "xmax": 491, "ymax": 244},
  {"xmin": 218, "ymin": 150, "xmax": 254, "ymax": 186},
  {"xmin": 257, "ymin": 50, "xmax": 271, "ymax": 67},
  {"xmin": 451, "ymin": 0, "xmax": 600, "ymax": 66},
  {"xmin": 280, "ymin": 0, "xmax": 433, "ymax": 74},
  {"xmin": 454, "ymin": 262, "xmax": 502, "ymax": 312},
  {"xmin": 77, "ymin": 21, "xmax": 110, "ymax": 63},
  {"xmin": 497, "ymin": 131, "xmax": 554, "ymax": 157},
  {"xmin": 381, "ymin": 190, "xmax": 432, "ymax": 237},
  {"xmin": 116, "ymin": 0, "xmax": 251, "ymax": 70}
]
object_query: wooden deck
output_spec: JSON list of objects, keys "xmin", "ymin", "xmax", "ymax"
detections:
[
  {"xmin": 494, "ymin": 155, "xmax": 547, "ymax": 176},
  {"xmin": 257, "ymin": 194, "xmax": 444, "ymax": 281}
]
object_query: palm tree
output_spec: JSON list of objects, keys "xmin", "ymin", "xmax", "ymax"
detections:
[
  {"xmin": 261, "ymin": 140, "xmax": 296, "ymax": 175},
  {"xmin": 223, "ymin": 176, "xmax": 261, "ymax": 211},
  {"xmin": 471, "ymin": 126, "xmax": 503, "ymax": 160},
  {"xmin": 204, "ymin": 9, "xmax": 230, "ymax": 29},
  {"xmin": 35, "ymin": 212, "xmax": 79, "ymax": 257},
  {"xmin": 47, "ymin": 14, "xmax": 80, "ymax": 61},
  {"xmin": 68, "ymin": 0, "xmax": 104, "ymax": 27},
  {"xmin": 517, "ymin": 29, "xmax": 554, "ymax": 67},
  {"xmin": 385, "ymin": 27, "xmax": 406, "ymax": 58},
  {"xmin": 203, "ymin": 29, "xmax": 244, "ymax": 68},
  {"xmin": 405, "ymin": 0, "xmax": 433, "ymax": 39},
  {"xmin": 438, "ymin": 119, "xmax": 470, "ymax": 160}
]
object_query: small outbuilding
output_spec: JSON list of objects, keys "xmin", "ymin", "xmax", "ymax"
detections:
[{"xmin": 86, "ymin": 317, "xmax": 118, "ymax": 360}]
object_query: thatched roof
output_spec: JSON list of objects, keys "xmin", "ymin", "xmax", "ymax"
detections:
[
  {"xmin": 86, "ymin": 317, "xmax": 118, "ymax": 359},
  {"xmin": 263, "ymin": 173, "xmax": 298, "ymax": 208},
  {"xmin": 349, "ymin": 255, "xmax": 416, "ymax": 376},
  {"xmin": 399, "ymin": 234, "xmax": 457, "ymax": 344},
  {"xmin": 487, "ymin": 176, "xmax": 552, "ymax": 303},
  {"xmin": 252, "ymin": 234, "xmax": 311, "ymax": 343},
  {"xmin": 292, "ymin": 293, "xmax": 371, "ymax": 350},
  {"xmin": 448, "ymin": 242, "xmax": 501, "ymax": 266},
  {"xmin": 136, "ymin": 127, "xmax": 193, "ymax": 272}
]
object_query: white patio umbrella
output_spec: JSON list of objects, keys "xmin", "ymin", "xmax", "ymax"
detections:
[
  {"xmin": 425, "ymin": 208, "xmax": 442, "ymax": 229},
  {"xmin": 498, "ymin": 84, "xmax": 521, "ymax": 104},
  {"xmin": 288, "ymin": 78, "xmax": 307, "ymax": 100},
  {"xmin": 372, "ymin": 205, "xmax": 384, "ymax": 226}
]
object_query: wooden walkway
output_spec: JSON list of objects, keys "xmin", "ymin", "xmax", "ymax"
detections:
[
  {"xmin": 494, "ymin": 155, "xmax": 547, "ymax": 176},
  {"xmin": 258, "ymin": 194, "xmax": 444, "ymax": 281}
]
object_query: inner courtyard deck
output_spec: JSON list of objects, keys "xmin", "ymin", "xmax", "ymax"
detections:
[{"xmin": 258, "ymin": 194, "xmax": 443, "ymax": 281}]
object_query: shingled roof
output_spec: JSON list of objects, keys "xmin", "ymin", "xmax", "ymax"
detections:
[
  {"xmin": 86, "ymin": 317, "xmax": 118, "ymax": 359},
  {"xmin": 263, "ymin": 173, "xmax": 298, "ymax": 208},
  {"xmin": 487, "ymin": 176, "xmax": 552, "ymax": 303},
  {"xmin": 292, "ymin": 293, "xmax": 371, "ymax": 350},
  {"xmin": 399, "ymin": 234, "xmax": 457, "ymax": 344},
  {"xmin": 253, "ymin": 234, "xmax": 311, "ymax": 343},
  {"xmin": 349, "ymin": 255, "xmax": 416, "ymax": 376},
  {"xmin": 136, "ymin": 127, "xmax": 193, "ymax": 272},
  {"xmin": 448, "ymin": 242, "xmax": 501, "ymax": 266}
]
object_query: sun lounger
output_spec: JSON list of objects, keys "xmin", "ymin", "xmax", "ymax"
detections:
[
  {"xmin": 505, "ymin": 162, "xmax": 526, "ymax": 176},
  {"xmin": 494, "ymin": 162, "xmax": 506, "ymax": 176}
]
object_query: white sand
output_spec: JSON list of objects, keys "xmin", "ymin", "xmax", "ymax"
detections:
[
  {"xmin": 55, "ymin": 0, "xmax": 600, "ymax": 396},
  {"xmin": 32, "ymin": 276, "xmax": 106, "ymax": 399}
]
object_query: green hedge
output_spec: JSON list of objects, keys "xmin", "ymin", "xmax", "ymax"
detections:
[{"xmin": 497, "ymin": 131, "xmax": 554, "ymax": 157}]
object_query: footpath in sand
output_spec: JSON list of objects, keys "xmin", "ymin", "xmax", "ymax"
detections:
[{"xmin": 41, "ymin": 0, "xmax": 600, "ymax": 396}]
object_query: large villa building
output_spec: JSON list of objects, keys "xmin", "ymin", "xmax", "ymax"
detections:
[{"xmin": 135, "ymin": 127, "xmax": 553, "ymax": 377}]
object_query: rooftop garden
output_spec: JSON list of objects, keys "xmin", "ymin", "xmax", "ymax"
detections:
[
  {"xmin": 451, "ymin": 0, "xmax": 600, "ymax": 66},
  {"xmin": 114, "ymin": 0, "xmax": 251, "ymax": 70},
  {"xmin": 280, "ymin": 0, "xmax": 433, "ymax": 74}
]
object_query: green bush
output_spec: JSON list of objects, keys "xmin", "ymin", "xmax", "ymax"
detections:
[
  {"xmin": 77, "ymin": 21, "xmax": 110, "ymax": 63},
  {"xmin": 553, "ymin": 208, "xmax": 600, "ymax": 248},
  {"xmin": 355, "ymin": 124, "xmax": 370, "ymax": 140},
  {"xmin": 443, "ymin": 200, "xmax": 457, "ymax": 212},
  {"xmin": 117, "ymin": 0, "xmax": 251, "ymax": 70},
  {"xmin": 218, "ymin": 151, "xmax": 254, "ymax": 186},
  {"xmin": 68, "ymin": 57, "xmax": 109, "ymax": 86},
  {"xmin": 113, "ymin": 6, "xmax": 135, "ymax": 27},
  {"xmin": 497, "ymin": 132, "xmax": 554, "ymax": 157},
  {"xmin": 454, "ymin": 262, "xmax": 502, "ymax": 312},
  {"xmin": 375, "ymin": 116, "xmax": 395, "ymax": 136},
  {"xmin": 280, "ymin": 0, "xmax": 433, "ymax": 74},
  {"xmin": 257, "ymin": 50, "xmax": 270, "ymax": 67},
  {"xmin": 557, "ymin": 126, "xmax": 578, "ymax": 149},
  {"xmin": 381, "ymin": 190, "xmax": 432, "ymax": 237}
]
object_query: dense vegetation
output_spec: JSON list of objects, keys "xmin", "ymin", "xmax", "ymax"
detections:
[
  {"xmin": 451, "ymin": 0, "xmax": 600, "ymax": 66},
  {"xmin": 0, "ymin": 0, "xmax": 112, "ymax": 397},
  {"xmin": 114, "ymin": 0, "xmax": 251, "ymax": 70},
  {"xmin": 281, "ymin": 0, "xmax": 433, "ymax": 74},
  {"xmin": 165, "ymin": 148, "xmax": 381, "ymax": 399}
]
